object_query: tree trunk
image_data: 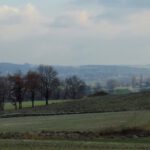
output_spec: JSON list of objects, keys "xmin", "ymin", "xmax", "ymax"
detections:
[
  {"xmin": 46, "ymin": 99, "xmax": 48, "ymax": 105},
  {"xmin": 0, "ymin": 96, "xmax": 5, "ymax": 111},
  {"xmin": 45, "ymin": 89, "xmax": 49, "ymax": 105},
  {"xmin": 14, "ymin": 102, "xmax": 17, "ymax": 110},
  {"xmin": 31, "ymin": 92, "xmax": 35, "ymax": 108},
  {"xmin": 19, "ymin": 101, "xmax": 22, "ymax": 109},
  {"xmin": 32, "ymin": 100, "xmax": 34, "ymax": 108},
  {"xmin": 0, "ymin": 102, "xmax": 4, "ymax": 111}
]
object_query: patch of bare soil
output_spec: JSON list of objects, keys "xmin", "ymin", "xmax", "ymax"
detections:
[{"xmin": 0, "ymin": 128, "xmax": 149, "ymax": 140}]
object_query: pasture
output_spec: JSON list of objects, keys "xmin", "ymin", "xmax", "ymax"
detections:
[
  {"xmin": 0, "ymin": 111, "xmax": 150, "ymax": 133},
  {"xmin": 1, "ymin": 93, "xmax": 150, "ymax": 150},
  {"xmin": 4, "ymin": 92, "xmax": 150, "ymax": 115},
  {"xmin": 4, "ymin": 100, "xmax": 71, "ymax": 110}
]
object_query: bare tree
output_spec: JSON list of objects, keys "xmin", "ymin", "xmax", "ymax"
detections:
[
  {"xmin": 0, "ymin": 76, "xmax": 8, "ymax": 111},
  {"xmin": 38, "ymin": 65, "xmax": 60, "ymax": 105},
  {"xmin": 64, "ymin": 75, "xmax": 86, "ymax": 99},
  {"xmin": 25, "ymin": 71, "xmax": 40, "ymax": 108},
  {"xmin": 8, "ymin": 72, "xmax": 25, "ymax": 109}
]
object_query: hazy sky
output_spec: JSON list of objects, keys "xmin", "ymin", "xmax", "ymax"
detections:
[{"xmin": 0, "ymin": 0, "xmax": 150, "ymax": 65}]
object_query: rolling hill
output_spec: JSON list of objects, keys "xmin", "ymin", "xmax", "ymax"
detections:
[
  {"xmin": 1, "ymin": 63, "xmax": 150, "ymax": 84},
  {"xmin": 2, "ymin": 91, "xmax": 150, "ymax": 116}
]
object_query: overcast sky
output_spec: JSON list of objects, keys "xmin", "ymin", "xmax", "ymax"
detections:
[{"xmin": 0, "ymin": 0, "xmax": 150, "ymax": 65}]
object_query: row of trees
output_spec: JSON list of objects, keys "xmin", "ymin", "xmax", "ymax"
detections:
[{"xmin": 0, "ymin": 65, "xmax": 86, "ymax": 111}]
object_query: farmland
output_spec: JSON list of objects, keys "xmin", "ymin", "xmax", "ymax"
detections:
[
  {"xmin": 0, "ymin": 111, "xmax": 150, "ymax": 149},
  {"xmin": 0, "ymin": 92, "xmax": 150, "ymax": 149},
  {"xmin": 0, "ymin": 111, "xmax": 150, "ymax": 135},
  {"xmin": 3, "ymin": 92, "xmax": 150, "ymax": 116},
  {"xmin": 4, "ymin": 100, "xmax": 71, "ymax": 110}
]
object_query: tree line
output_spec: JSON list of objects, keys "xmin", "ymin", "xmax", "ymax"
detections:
[{"xmin": 0, "ymin": 65, "xmax": 86, "ymax": 111}]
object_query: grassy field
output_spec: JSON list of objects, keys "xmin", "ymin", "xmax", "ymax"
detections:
[
  {"xmin": 0, "ymin": 111, "xmax": 150, "ymax": 133},
  {"xmin": 1, "ymin": 92, "xmax": 150, "ymax": 149},
  {"xmin": 0, "ymin": 106, "xmax": 150, "ymax": 150},
  {"xmin": 0, "ymin": 111, "xmax": 149, "ymax": 150},
  {"xmin": 113, "ymin": 88, "xmax": 131, "ymax": 95},
  {"xmin": 5, "ymin": 91, "xmax": 150, "ymax": 115},
  {"xmin": 0, "ymin": 139, "xmax": 150, "ymax": 150},
  {"xmin": 4, "ymin": 100, "xmax": 71, "ymax": 110}
]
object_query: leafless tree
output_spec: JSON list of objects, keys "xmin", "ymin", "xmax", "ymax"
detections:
[
  {"xmin": 38, "ymin": 65, "xmax": 60, "ymax": 105},
  {"xmin": 8, "ymin": 72, "xmax": 25, "ymax": 109},
  {"xmin": 0, "ymin": 76, "xmax": 9, "ymax": 111},
  {"xmin": 25, "ymin": 70, "xmax": 40, "ymax": 108},
  {"xmin": 64, "ymin": 75, "xmax": 86, "ymax": 99}
]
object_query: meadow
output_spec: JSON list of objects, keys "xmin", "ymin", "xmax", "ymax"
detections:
[
  {"xmin": 4, "ymin": 99, "xmax": 71, "ymax": 110},
  {"xmin": 3, "ymin": 92, "xmax": 150, "ymax": 116},
  {"xmin": 0, "ymin": 111, "xmax": 150, "ymax": 149},
  {"xmin": 1, "ymin": 92, "xmax": 150, "ymax": 150},
  {"xmin": 0, "ymin": 111, "xmax": 150, "ymax": 133}
]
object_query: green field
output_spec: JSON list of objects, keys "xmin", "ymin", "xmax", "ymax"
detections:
[
  {"xmin": 1, "ymin": 92, "xmax": 150, "ymax": 150},
  {"xmin": 0, "ymin": 139, "xmax": 149, "ymax": 150},
  {"xmin": 0, "ymin": 111, "xmax": 150, "ymax": 133},
  {"xmin": 4, "ymin": 92, "xmax": 150, "ymax": 115},
  {"xmin": 0, "ymin": 110, "xmax": 150, "ymax": 150},
  {"xmin": 113, "ymin": 88, "xmax": 132, "ymax": 95},
  {"xmin": 3, "ymin": 92, "xmax": 150, "ymax": 115},
  {"xmin": 4, "ymin": 100, "xmax": 71, "ymax": 110}
]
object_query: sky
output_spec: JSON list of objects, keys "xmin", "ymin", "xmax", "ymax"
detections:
[{"xmin": 0, "ymin": 0, "xmax": 150, "ymax": 65}]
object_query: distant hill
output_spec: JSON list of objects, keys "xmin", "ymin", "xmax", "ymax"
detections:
[
  {"xmin": 0, "ymin": 63, "xmax": 36, "ymax": 75},
  {"xmin": 1, "ymin": 63, "xmax": 150, "ymax": 84},
  {"xmin": 54, "ymin": 65, "xmax": 150, "ymax": 84}
]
